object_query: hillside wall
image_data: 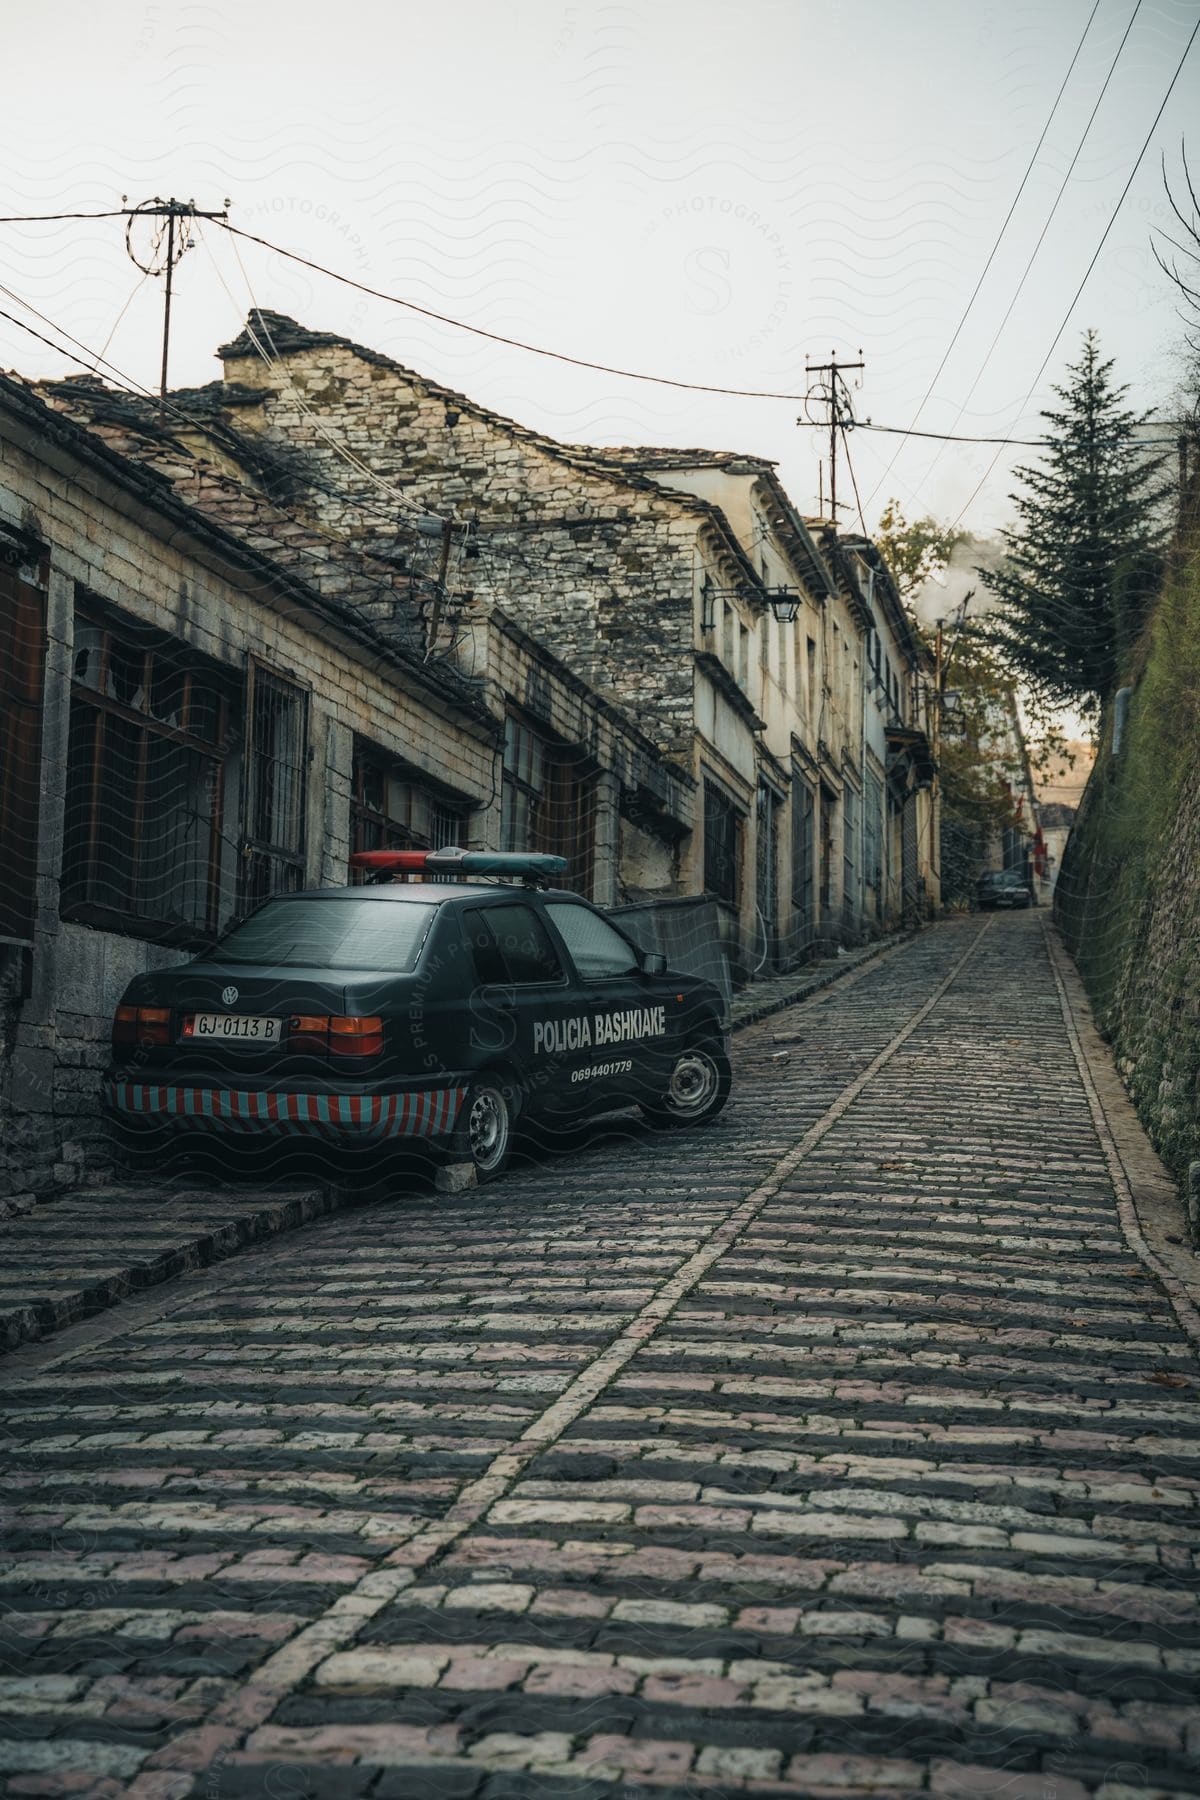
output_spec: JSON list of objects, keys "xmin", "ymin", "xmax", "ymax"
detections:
[{"xmin": 1055, "ymin": 496, "xmax": 1200, "ymax": 1202}]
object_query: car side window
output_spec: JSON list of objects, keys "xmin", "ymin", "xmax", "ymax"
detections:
[
  {"xmin": 478, "ymin": 903, "xmax": 563, "ymax": 985},
  {"xmin": 463, "ymin": 910, "xmax": 509, "ymax": 986},
  {"xmin": 544, "ymin": 901, "xmax": 640, "ymax": 979}
]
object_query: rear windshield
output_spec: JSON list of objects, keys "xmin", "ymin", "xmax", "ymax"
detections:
[{"xmin": 210, "ymin": 898, "xmax": 437, "ymax": 973}]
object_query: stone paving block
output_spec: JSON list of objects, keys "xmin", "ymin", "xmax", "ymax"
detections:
[{"xmin": 1, "ymin": 918, "xmax": 1198, "ymax": 1799}]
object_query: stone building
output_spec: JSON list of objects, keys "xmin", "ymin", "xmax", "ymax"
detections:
[
  {"xmin": 177, "ymin": 316, "xmax": 937, "ymax": 969},
  {"xmin": 0, "ymin": 311, "xmax": 942, "ymax": 1198},
  {"xmin": 190, "ymin": 314, "xmax": 816, "ymax": 973},
  {"xmin": 587, "ymin": 448, "xmax": 844, "ymax": 965},
  {"xmin": 0, "ymin": 370, "xmax": 688, "ymax": 1200},
  {"xmin": 832, "ymin": 534, "xmax": 939, "ymax": 927},
  {"xmin": 591, "ymin": 450, "xmax": 939, "ymax": 951}
]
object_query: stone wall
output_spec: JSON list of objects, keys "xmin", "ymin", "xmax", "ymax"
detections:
[
  {"xmin": 218, "ymin": 321, "xmax": 712, "ymax": 761},
  {"xmin": 1055, "ymin": 494, "xmax": 1200, "ymax": 1194},
  {"xmin": 0, "ymin": 409, "xmax": 496, "ymax": 1200}
]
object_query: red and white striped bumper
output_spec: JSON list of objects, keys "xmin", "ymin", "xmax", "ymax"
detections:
[{"xmin": 104, "ymin": 1081, "xmax": 466, "ymax": 1142}]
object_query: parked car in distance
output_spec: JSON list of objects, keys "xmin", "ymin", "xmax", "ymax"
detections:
[
  {"xmin": 102, "ymin": 848, "xmax": 732, "ymax": 1183},
  {"xmin": 977, "ymin": 869, "xmax": 1035, "ymax": 910}
]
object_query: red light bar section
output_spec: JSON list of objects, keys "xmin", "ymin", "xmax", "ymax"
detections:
[
  {"xmin": 349, "ymin": 849, "xmax": 569, "ymax": 879},
  {"xmin": 350, "ymin": 851, "xmax": 431, "ymax": 873}
]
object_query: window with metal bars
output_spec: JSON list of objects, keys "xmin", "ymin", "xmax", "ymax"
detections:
[
  {"xmin": 241, "ymin": 660, "xmax": 309, "ymax": 910},
  {"xmin": 791, "ymin": 779, "xmax": 815, "ymax": 951},
  {"xmin": 0, "ymin": 559, "xmax": 45, "ymax": 947},
  {"xmin": 756, "ymin": 781, "xmax": 781, "ymax": 945},
  {"xmin": 842, "ymin": 784, "xmax": 858, "ymax": 927},
  {"xmin": 60, "ymin": 599, "xmax": 240, "ymax": 945},
  {"xmin": 349, "ymin": 738, "xmax": 469, "ymax": 878},
  {"xmin": 864, "ymin": 769, "xmax": 884, "ymax": 903},
  {"xmin": 500, "ymin": 711, "xmax": 595, "ymax": 897},
  {"xmin": 703, "ymin": 780, "xmax": 743, "ymax": 908}
]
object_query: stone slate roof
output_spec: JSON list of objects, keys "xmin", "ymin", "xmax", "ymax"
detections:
[
  {"xmin": 582, "ymin": 445, "xmax": 779, "ymax": 473},
  {"xmin": 216, "ymin": 312, "xmax": 771, "ymax": 588},
  {"xmin": 217, "ymin": 313, "xmax": 702, "ymax": 504},
  {"xmin": 12, "ymin": 372, "xmax": 490, "ymax": 725}
]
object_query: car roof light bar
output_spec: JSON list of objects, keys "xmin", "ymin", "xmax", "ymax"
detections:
[{"xmin": 349, "ymin": 848, "xmax": 570, "ymax": 888}]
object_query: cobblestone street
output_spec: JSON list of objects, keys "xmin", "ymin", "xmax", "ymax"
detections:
[{"xmin": 2, "ymin": 913, "xmax": 1199, "ymax": 1799}]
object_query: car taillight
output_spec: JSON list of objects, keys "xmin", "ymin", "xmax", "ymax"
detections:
[
  {"xmin": 330, "ymin": 1015, "xmax": 384, "ymax": 1057},
  {"xmin": 287, "ymin": 1015, "xmax": 384, "ymax": 1057},
  {"xmin": 113, "ymin": 1005, "xmax": 171, "ymax": 1049},
  {"xmin": 289, "ymin": 1014, "xmax": 331, "ymax": 1052}
]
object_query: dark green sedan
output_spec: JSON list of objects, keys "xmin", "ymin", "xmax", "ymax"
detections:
[{"xmin": 103, "ymin": 850, "xmax": 731, "ymax": 1182}]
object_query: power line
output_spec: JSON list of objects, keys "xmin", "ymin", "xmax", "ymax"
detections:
[
  {"xmin": 0, "ymin": 278, "xmax": 594, "ymax": 678},
  {"xmin": 95, "ymin": 267, "xmax": 153, "ymax": 365},
  {"xmin": 0, "ymin": 209, "xmax": 129, "ymax": 222},
  {"xmin": 803, "ymin": 419, "xmax": 1183, "ymax": 447},
  {"xmin": 914, "ymin": 0, "xmax": 1147, "ymax": 493},
  {"xmin": 839, "ymin": 423, "xmax": 867, "ymax": 538},
  {"xmin": 863, "ymin": 0, "xmax": 1103, "ymax": 507},
  {"xmin": 212, "ymin": 218, "xmax": 818, "ymax": 401},
  {"xmin": 199, "ymin": 224, "xmax": 448, "ymax": 529},
  {"xmin": 0, "ymin": 289, "xmax": 460, "ymax": 669},
  {"xmin": 947, "ymin": 7, "xmax": 1200, "ymax": 532}
]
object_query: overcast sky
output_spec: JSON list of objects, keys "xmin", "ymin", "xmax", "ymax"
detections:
[{"xmin": 2, "ymin": 0, "xmax": 1197, "ymax": 546}]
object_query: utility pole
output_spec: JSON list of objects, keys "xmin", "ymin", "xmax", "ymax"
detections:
[
  {"xmin": 424, "ymin": 517, "xmax": 455, "ymax": 658},
  {"xmin": 121, "ymin": 197, "xmax": 230, "ymax": 422},
  {"xmin": 802, "ymin": 353, "xmax": 864, "ymax": 521}
]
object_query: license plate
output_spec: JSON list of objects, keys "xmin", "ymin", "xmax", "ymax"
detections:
[{"xmin": 190, "ymin": 1013, "xmax": 281, "ymax": 1045}]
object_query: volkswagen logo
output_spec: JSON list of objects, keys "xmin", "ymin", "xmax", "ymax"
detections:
[{"xmin": 221, "ymin": 985, "xmax": 239, "ymax": 1006}]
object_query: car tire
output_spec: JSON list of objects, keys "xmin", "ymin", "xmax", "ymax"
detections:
[
  {"xmin": 642, "ymin": 1038, "xmax": 731, "ymax": 1130},
  {"xmin": 461, "ymin": 1077, "xmax": 516, "ymax": 1182}
]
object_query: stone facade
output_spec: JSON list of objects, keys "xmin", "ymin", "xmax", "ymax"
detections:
[
  {"xmin": 196, "ymin": 320, "xmax": 936, "ymax": 969},
  {"xmin": 0, "ymin": 312, "xmax": 942, "ymax": 1199},
  {"xmin": 0, "ymin": 373, "xmax": 687, "ymax": 1198}
]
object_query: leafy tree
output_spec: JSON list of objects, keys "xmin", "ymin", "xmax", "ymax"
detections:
[
  {"xmin": 875, "ymin": 500, "xmax": 967, "ymax": 605},
  {"xmin": 977, "ymin": 331, "xmax": 1170, "ymax": 717},
  {"xmin": 875, "ymin": 504, "xmax": 1038, "ymax": 905}
]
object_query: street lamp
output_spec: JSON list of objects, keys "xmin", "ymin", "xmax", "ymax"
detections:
[{"xmin": 765, "ymin": 588, "xmax": 801, "ymax": 623}]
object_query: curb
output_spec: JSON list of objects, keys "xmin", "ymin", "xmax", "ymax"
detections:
[
  {"xmin": 1042, "ymin": 921, "xmax": 1200, "ymax": 1343},
  {"xmin": 0, "ymin": 1183, "xmax": 351, "ymax": 1355},
  {"xmin": 730, "ymin": 931, "xmax": 917, "ymax": 1034}
]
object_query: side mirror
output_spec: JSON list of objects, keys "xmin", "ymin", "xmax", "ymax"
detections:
[{"xmin": 642, "ymin": 952, "xmax": 668, "ymax": 976}]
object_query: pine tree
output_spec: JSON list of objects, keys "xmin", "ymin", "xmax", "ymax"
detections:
[{"xmin": 978, "ymin": 331, "xmax": 1170, "ymax": 716}]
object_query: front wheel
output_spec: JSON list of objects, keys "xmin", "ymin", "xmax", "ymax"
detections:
[
  {"xmin": 461, "ymin": 1078, "xmax": 515, "ymax": 1181},
  {"xmin": 642, "ymin": 1039, "xmax": 731, "ymax": 1130}
]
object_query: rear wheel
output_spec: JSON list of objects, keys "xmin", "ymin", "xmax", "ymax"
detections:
[
  {"xmin": 642, "ymin": 1039, "xmax": 731, "ymax": 1130},
  {"xmin": 462, "ymin": 1078, "xmax": 515, "ymax": 1181}
]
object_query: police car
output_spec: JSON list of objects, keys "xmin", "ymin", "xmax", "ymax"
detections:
[{"xmin": 102, "ymin": 849, "xmax": 731, "ymax": 1182}]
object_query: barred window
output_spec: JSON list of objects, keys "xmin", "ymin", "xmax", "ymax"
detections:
[
  {"xmin": 0, "ymin": 560, "xmax": 45, "ymax": 946},
  {"xmin": 501, "ymin": 711, "xmax": 595, "ymax": 897},
  {"xmin": 864, "ymin": 769, "xmax": 884, "ymax": 897},
  {"xmin": 350, "ymin": 738, "xmax": 468, "ymax": 878},
  {"xmin": 843, "ymin": 784, "xmax": 858, "ymax": 927},
  {"xmin": 61, "ymin": 600, "xmax": 240, "ymax": 946},
  {"xmin": 703, "ymin": 780, "xmax": 742, "ymax": 908},
  {"xmin": 242, "ymin": 661, "xmax": 309, "ymax": 909}
]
